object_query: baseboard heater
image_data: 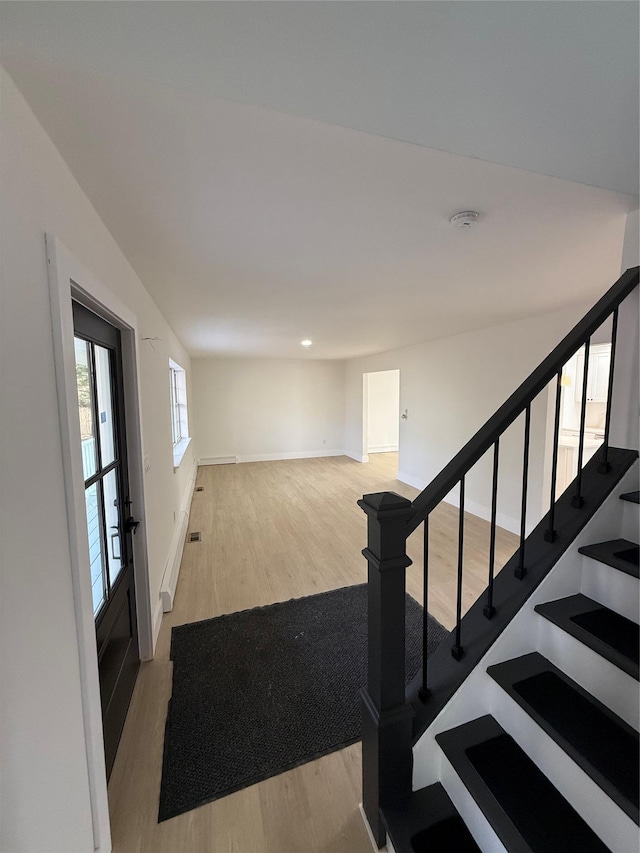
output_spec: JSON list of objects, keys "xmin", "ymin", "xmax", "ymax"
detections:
[
  {"xmin": 160, "ymin": 464, "xmax": 197, "ymax": 612},
  {"xmin": 199, "ymin": 456, "xmax": 238, "ymax": 465},
  {"xmin": 160, "ymin": 511, "xmax": 188, "ymax": 612}
]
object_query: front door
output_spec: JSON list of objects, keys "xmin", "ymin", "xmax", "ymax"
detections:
[{"xmin": 73, "ymin": 301, "xmax": 140, "ymax": 779}]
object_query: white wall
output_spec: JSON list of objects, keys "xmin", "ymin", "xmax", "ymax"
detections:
[
  {"xmin": 365, "ymin": 370, "xmax": 400, "ymax": 454},
  {"xmin": 0, "ymin": 69, "xmax": 195, "ymax": 852},
  {"xmin": 621, "ymin": 209, "xmax": 639, "ymax": 272},
  {"xmin": 345, "ymin": 306, "xmax": 602, "ymax": 532},
  {"xmin": 610, "ymin": 208, "xmax": 639, "ymax": 451},
  {"xmin": 193, "ymin": 357, "xmax": 345, "ymax": 462}
]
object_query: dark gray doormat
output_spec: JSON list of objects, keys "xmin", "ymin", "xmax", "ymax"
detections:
[{"xmin": 158, "ymin": 583, "xmax": 447, "ymax": 822}]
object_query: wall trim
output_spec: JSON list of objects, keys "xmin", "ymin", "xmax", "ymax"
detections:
[
  {"xmin": 445, "ymin": 493, "xmax": 520, "ymax": 536},
  {"xmin": 359, "ymin": 803, "xmax": 389, "ymax": 853},
  {"xmin": 396, "ymin": 469, "xmax": 427, "ymax": 491},
  {"xmin": 397, "ymin": 469, "xmax": 521, "ymax": 535},
  {"xmin": 200, "ymin": 449, "xmax": 344, "ymax": 465},
  {"xmin": 46, "ymin": 234, "xmax": 152, "ymax": 853},
  {"xmin": 346, "ymin": 451, "xmax": 369, "ymax": 463},
  {"xmin": 160, "ymin": 460, "xmax": 197, "ymax": 614},
  {"xmin": 368, "ymin": 444, "xmax": 399, "ymax": 454}
]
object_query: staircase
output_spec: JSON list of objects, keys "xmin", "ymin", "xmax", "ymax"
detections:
[
  {"xmin": 358, "ymin": 269, "xmax": 639, "ymax": 853},
  {"xmin": 388, "ymin": 479, "xmax": 638, "ymax": 853}
]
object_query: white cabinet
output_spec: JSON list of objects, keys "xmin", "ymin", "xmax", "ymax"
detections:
[
  {"xmin": 556, "ymin": 435, "xmax": 603, "ymax": 496},
  {"xmin": 575, "ymin": 344, "xmax": 611, "ymax": 403}
]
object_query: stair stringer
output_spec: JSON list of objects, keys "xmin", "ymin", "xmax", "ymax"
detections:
[{"xmin": 411, "ymin": 460, "xmax": 638, "ymax": 853}]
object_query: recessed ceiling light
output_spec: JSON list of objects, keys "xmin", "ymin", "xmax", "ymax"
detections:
[{"xmin": 301, "ymin": 339, "xmax": 313, "ymax": 347}]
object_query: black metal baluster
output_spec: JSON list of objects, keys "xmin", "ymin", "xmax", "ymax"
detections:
[
  {"xmin": 515, "ymin": 405, "xmax": 531, "ymax": 579},
  {"xmin": 419, "ymin": 516, "xmax": 430, "ymax": 701},
  {"xmin": 452, "ymin": 477, "xmax": 465, "ymax": 660},
  {"xmin": 599, "ymin": 308, "xmax": 619, "ymax": 473},
  {"xmin": 484, "ymin": 440, "xmax": 499, "ymax": 619},
  {"xmin": 572, "ymin": 339, "xmax": 591, "ymax": 507},
  {"xmin": 545, "ymin": 373, "xmax": 563, "ymax": 542}
]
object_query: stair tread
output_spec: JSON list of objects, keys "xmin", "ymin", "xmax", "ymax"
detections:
[
  {"xmin": 620, "ymin": 491, "xmax": 640, "ymax": 504},
  {"xmin": 578, "ymin": 538, "xmax": 640, "ymax": 578},
  {"xmin": 487, "ymin": 652, "xmax": 639, "ymax": 823},
  {"xmin": 535, "ymin": 594, "xmax": 639, "ymax": 680},
  {"xmin": 382, "ymin": 783, "xmax": 481, "ymax": 853},
  {"xmin": 436, "ymin": 715, "xmax": 610, "ymax": 853}
]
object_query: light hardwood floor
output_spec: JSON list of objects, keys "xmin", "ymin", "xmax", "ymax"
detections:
[{"xmin": 108, "ymin": 453, "xmax": 518, "ymax": 853}]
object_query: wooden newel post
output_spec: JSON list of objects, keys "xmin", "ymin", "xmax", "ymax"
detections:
[{"xmin": 358, "ymin": 491, "xmax": 414, "ymax": 848}]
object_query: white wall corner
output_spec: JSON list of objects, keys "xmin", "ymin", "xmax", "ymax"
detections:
[{"xmin": 346, "ymin": 451, "xmax": 369, "ymax": 463}]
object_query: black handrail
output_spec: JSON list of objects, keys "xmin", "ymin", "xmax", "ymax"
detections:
[
  {"xmin": 359, "ymin": 268, "xmax": 638, "ymax": 847},
  {"xmin": 407, "ymin": 267, "xmax": 639, "ymax": 534}
]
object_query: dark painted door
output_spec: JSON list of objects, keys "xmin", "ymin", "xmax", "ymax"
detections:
[{"xmin": 73, "ymin": 301, "xmax": 140, "ymax": 779}]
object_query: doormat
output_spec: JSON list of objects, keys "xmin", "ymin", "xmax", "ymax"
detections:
[{"xmin": 158, "ymin": 583, "xmax": 447, "ymax": 821}]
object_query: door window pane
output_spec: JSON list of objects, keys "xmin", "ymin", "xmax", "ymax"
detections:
[
  {"xmin": 95, "ymin": 345, "xmax": 116, "ymax": 467},
  {"xmin": 103, "ymin": 469, "xmax": 124, "ymax": 586},
  {"xmin": 74, "ymin": 338, "xmax": 97, "ymax": 479},
  {"xmin": 85, "ymin": 482, "xmax": 105, "ymax": 614}
]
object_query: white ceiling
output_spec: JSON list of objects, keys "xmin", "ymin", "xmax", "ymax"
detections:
[{"xmin": 1, "ymin": 1, "xmax": 638, "ymax": 359}]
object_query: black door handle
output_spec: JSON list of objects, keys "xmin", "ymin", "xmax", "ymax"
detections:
[{"xmin": 125, "ymin": 516, "xmax": 140, "ymax": 535}]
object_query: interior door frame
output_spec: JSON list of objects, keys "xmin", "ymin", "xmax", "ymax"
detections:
[{"xmin": 46, "ymin": 234, "xmax": 152, "ymax": 852}]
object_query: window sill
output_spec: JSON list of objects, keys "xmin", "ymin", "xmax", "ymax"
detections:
[{"xmin": 173, "ymin": 436, "xmax": 192, "ymax": 471}]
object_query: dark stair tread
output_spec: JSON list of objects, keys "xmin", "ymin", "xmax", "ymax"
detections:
[
  {"xmin": 382, "ymin": 783, "xmax": 481, "ymax": 853},
  {"xmin": 436, "ymin": 715, "xmax": 610, "ymax": 853},
  {"xmin": 535, "ymin": 594, "xmax": 639, "ymax": 680},
  {"xmin": 579, "ymin": 539, "xmax": 640, "ymax": 578},
  {"xmin": 620, "ymin": 491, "xmax": 640, "ymax": 504},
  {"xmin": 487, "ymin": 652, "xmax": 639, "ymax": 823}
]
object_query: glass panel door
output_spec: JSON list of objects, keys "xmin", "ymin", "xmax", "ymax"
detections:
[
  {"xmin": 74, "ymin": 335, "xmax": 125, "ymax": 613},
  {"xmin": 72, "ymin": 301, "xmax": 139, "ymax": 780}
]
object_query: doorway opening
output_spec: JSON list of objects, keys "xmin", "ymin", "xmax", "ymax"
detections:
[
  {"xmin": 47, "ymin": 235, "xmax": 151, "ymax": 852},
  {"xmin": 362, "ymin": 369, "xmax": 400, "ymax": 478},
  {"xmin": 542, "ymin": 314, "xmax": 615, "ymax": 513}
]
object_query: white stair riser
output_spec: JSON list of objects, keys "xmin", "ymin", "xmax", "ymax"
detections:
[
  {"xmin": 620, "ymin": 498, "xmax": 639, "ymax": 542},
  {"xmin": 410, "ymin": 461, "xmax": 638, "ymax": 851},
  {"xmin": 488, "ymin": 678, "xmax": 638, "ymax": 853},
  {"xmin": 536, "ymin": 619, "xmax": 639, "ymax": 728},
  {"xmin": 580, "ymin": 557, "xmax": 639, "ymax": 623}
]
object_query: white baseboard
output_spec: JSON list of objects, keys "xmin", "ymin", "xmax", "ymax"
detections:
[
  {"xmin": 396, "ymin": 469, "xmax": 427, "ymax": 491},
  {"xmin": 346, "ymin": 451, "xmax": 369, "ymax": 463},
  {"xmin": 396, "ymin": 470, "xmax": 520, "ymax": 534},
  {"xmin": 358, "ymin": 803, "xmax": 388, "ymax": 853},
  {"xmin": 160, "ymin": 461, "xmax": 197, "ymax": 613},
  {"xmin": 367, "ymin": 444, "xmax": 399, "ymax": 454},
  {"xmin": 200, "ymin": 449, "xmax": 344, "ymax": 465},
  {"xmin": 444, "ymin": 492, "xmax": 520, "ymax": 536}
]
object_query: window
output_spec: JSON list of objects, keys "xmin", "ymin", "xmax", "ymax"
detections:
[{"xmin": 169, "ymin": 359, "xmax": 191, "ymax": 468}]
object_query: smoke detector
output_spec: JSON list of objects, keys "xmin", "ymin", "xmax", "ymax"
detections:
[{"xmin": 450, "ymin": 211, "xmax": 479, "ymax": 230}]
